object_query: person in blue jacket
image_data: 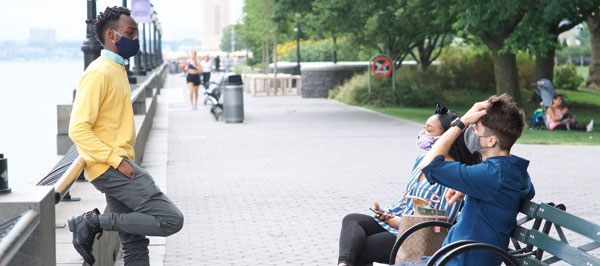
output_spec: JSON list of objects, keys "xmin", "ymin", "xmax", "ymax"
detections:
[{"xmin": 395, "ymin": 94, "xmax": 535, "ymax": 266}]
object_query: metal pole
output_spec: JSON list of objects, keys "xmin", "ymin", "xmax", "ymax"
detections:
[
  {"xmin": 295, "ymin": 23, "xmax": 301, "ymax": 76},
  {"xmin": 121, "ymin": 0, "xmax": 136, "ymax": 83},
  {"xmin": 81, "ymin": 0, "xmax": 102, "ymax": 71},
  {"xmin": 131, "ymin": 22, "xmax": 146, "ymax": 75},
  {"xmin": 152, "ymin": 21, "xmax": 160, "ymax": 67},
  {"xmin": 148, "ymin": 22, "xmax": 154, "ymax": 69},
  {"xmin": 0, "ymin": 154, "xmax": 11, "ymax": 194},
  {"xmin": 142, "ymin": 23, "xmax": 151, "ymax": 71},
  {"xmin": 231, "ymin": 25, "xmax": 235, "ymax": 53}
]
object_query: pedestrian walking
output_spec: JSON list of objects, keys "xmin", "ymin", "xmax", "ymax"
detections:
[
  {"xmin": 200, "ymin": 55, "xmax": 213, "ymax": 89},
  {"xmin": 68, "ymin": 6, "xmax": 183, "ymax": 266}
]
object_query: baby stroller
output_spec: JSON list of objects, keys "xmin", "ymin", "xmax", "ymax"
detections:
[
  {"xmin": 529, "ymin": 79, "xmax": 556, "ymax": 130},
  {"xmin": 205, "ymin": 78, "xmax": 224, "ymax": 121}
]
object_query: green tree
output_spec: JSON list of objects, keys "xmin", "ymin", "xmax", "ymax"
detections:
[
  {"xmin": 399, "ymin": 0, "xmax": 455, "ymax": 71},
  {"xmin": 587, "ymin": 8, "xmax": 600, "ymax": 88},
  {"xmin": 448, "ymin": 0, "xmax": 540, "ymax": 105},
  {"xmin": 507, "ymin": 0, "xmax": 598, "ymax": 82},
  {"xmin": 220, "ymin": 24, "xmax": 246, "ymax": 52}
]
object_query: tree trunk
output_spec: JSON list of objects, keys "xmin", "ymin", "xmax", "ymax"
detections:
[
  {"xmin": 534, "ymin": 47, "xmax": 555, "ymax": 82},
  {"xmin": 587, "ymin": 13, "xmax": 600, "ymax": 88},
  {"xmin": 491, "ymin": 49, "xmax": 522, "ymax": 106}
]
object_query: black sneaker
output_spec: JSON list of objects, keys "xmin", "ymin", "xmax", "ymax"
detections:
[{"xmin": 68, "ymin": 208, "xmax": 103, "ymax": 265}]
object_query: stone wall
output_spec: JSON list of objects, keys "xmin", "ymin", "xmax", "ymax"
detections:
[{"xmin": 269, "ymin": 62, "xmax": 368, "ymax": 98}]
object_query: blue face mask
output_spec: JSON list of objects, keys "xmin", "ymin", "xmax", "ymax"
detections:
[{"xmin": 113, "ymin": 30, "xmax": 140, "ymax": 59}]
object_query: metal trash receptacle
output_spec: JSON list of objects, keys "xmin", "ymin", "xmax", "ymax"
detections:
[{"xmin": 223, "ymin": 74, "xmax": 244, "ymax": 123}]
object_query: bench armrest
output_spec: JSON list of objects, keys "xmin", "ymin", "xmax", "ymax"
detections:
[{"xmin": 388, "ymin": 220, "xmax": 453, "ymax": 265}]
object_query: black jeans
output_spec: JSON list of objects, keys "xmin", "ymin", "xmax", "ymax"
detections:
[
  {"xmin": 202, "ymin": 72, "xmax": 211, "ymax": 89},
  {"xmin": 338, "ymin": 213, "xmax": 396, "ymax": 266}
]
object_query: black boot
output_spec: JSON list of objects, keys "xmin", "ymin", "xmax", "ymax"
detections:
[{"xmin": 68, "ymin": 208, "xmax": 103, "ymax": 265}]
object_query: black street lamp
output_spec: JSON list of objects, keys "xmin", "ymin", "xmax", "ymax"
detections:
[
  {"xmin": 131, "ymin": 23, "xmax": 146, "ymax": 75},
  {"xmin": 81, "ymin": 0, "xmax": 102, "ymax": 71},
  {"xmin": 122, "ymin": 0, "xmax": 137, "ymax": 83},
  {"xmin": 142, "ymin": 23, "xmax": 151, "ymax": 72},
  {"xmin": 294, "ymin": 22, "xmax": 302, "ymax": 76}
]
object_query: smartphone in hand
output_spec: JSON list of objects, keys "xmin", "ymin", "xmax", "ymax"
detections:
[{"xmin": 369, "ymin": 207, "xmax": 386, "ymax": 215}]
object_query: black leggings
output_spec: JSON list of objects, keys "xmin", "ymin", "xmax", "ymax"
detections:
[
  {"xmin": 338, "ymin": 213, "xmax": 396, "ymax": 266},
  {"xmin": 553, "ymin": 122, "xmax": 586, "ymax": 131}
]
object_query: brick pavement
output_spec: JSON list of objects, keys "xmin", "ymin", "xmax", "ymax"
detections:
[{"xmin": 158, "ymin": 74, "xmax": 600, "ymax": 265}]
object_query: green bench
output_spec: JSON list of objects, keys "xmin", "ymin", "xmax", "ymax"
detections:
[{"xmin": 389, "ymin": 200, "xmax": 600, "ymax": 266}]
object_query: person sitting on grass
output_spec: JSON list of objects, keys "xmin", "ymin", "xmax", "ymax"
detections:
[
  {"xmin": 546, "ymin": 94, "xmax": 593, "ymax": 132},
  {"xmin": 393, "ymin": 94, "xmax": 536, "ymax": 266}
]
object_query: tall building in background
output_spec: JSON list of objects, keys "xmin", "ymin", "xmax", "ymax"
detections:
[{"xmin": 201, "ymin": 0, "xmax": 230, "ymax": 51}]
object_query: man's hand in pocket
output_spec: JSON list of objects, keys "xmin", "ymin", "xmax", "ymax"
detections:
[{"xmin": 117, "ymin": 159, "xmax": 134, "ymax": 179}]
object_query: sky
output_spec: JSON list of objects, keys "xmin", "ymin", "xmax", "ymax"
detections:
[{"xmin": 0, "ymin": 0, "xmax": 244, "ymax": 42}]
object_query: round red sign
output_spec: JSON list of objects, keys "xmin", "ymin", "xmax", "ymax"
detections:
[{"xmin": 371, "ymin": 56, "xmax": 392, "ymax": 78}]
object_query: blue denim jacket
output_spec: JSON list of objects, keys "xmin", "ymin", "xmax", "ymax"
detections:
[{"xmin": 422, "ymin": 155, "xmax": 535, "ymax": 266}]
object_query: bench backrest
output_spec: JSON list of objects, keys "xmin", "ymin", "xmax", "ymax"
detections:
[{"xmin": 510, "ymin": 200, "xmax": 600, "ymax": 266}]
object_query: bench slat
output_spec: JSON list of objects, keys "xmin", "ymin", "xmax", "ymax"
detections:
[
  {"xmin": 519, "ymin": 200, "xmax": 540, "ymax": 217},
  {"xmin": 511, "ymin": 225, "xmax": 532, "ymax": 243},
  {"xmin": 527, "ymin": 230, "xmax": 600, "ymax": 266},
  {"xmin": 535, "ymin": 203, "xmax": 600, "ymax": 243},
  {"xmin": 516, "ymin": 256, "xmax": 548, "ymax": 266}
]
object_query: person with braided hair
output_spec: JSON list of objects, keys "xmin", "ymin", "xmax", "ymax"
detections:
[
  {"xmin": 337, "ymin": 104, "xmax": 481, "ymax": 266},
  {"xmin": 68, "ymin": 6, "xmax": 183, "ymax": 266}
]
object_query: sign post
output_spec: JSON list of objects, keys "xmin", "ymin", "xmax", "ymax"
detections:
[{"xmin": 368, "ymin": 54, "xmax": 395, "ymax": 94}]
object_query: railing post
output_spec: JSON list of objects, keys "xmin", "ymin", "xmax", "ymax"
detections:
[{"xmin": 0, "ymin": 154, "xmax": 10, "ymax": 194}]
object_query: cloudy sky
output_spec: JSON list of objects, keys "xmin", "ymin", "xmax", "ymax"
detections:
[{"xmin": 0, "ymin": 0, "xmax": 244, "ymax": 41}]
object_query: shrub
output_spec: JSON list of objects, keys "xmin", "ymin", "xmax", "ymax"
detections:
[
  {"xmin": 554, "ymin": 62, "xmax": 584, "ymax": 91},
  {"xmin": 436, "ymin": 46, "xmax": 495, "ymax": 92},
  {"xmin": 330, "ymin": 68, "xmax": 446, "ymax": 107},
  {"xmin": 517, "ymin": 52, "xmax": 535, "ymax": 89}
]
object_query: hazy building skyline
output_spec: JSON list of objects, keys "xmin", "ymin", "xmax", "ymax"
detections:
[{"xmin": 201, "ymin": 0, "xmax": 231, "ymax": 51}]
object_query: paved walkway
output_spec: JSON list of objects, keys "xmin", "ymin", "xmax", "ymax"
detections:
[{"xmin": 154, "ymin": 74, "xmax": 600, "ymax": 265}]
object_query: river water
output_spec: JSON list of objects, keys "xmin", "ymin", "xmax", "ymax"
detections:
[{"xmin": 0, "ymin": 60, "xmax": 82, "ymax": 188}]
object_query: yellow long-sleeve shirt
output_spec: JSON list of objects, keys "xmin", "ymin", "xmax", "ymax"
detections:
[{"xmin": 69, "ymin": 56, "xmax": 135, "ymax": 181}]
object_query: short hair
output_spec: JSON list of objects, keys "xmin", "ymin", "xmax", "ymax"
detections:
[
  {"xmin": 480, "ymin": 94, "xmax": 525, "ymax": 151},
  {"xmin": 94, "ymin": 6, "xmax": 131, "ymax": 44},
  {"xmin": 553, "ymin": 94, "xmax": 564, "ymax": 100}
]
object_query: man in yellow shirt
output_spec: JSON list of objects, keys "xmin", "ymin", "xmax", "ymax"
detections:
[{"xmin": 68, "ymin": 6, "xmax": 183, "ymax": 266}]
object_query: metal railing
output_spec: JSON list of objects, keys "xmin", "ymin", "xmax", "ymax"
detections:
[
  {"xmin": 53, "ymin": 156, "xmax": 85, "ymax": 204},
  {"xmin": 0, "ymin": 210, "xmax": 40, "ymax": 266}
]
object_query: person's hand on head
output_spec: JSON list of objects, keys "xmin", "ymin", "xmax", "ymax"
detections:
[
  {"xmin": 461, "ymin": 100, "xmax": 489, "ymax": 125},
  {"xmin": 445, "ymin": 189, "xmax": 465, "ymax": 205},
  {"xmin": 373, "ymin": 201, "xmax": 395, "ymax": 221}
]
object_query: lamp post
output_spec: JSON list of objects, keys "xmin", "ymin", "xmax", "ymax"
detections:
[
  {"xmin": 122, "ymin": 0, "xmax": 137, "ymax": 83},
  {"xmin": 142, "ymin": 23, "xmax": 151, "ymax": 71},
  {"xmin": 294, "ymin": 22, "xmax": 302, "ymax": 76},
  {"xmin": 81, "ymin": 0, "xmax": 102, "ymax": 71},
  {"xmin": 131, "ymin": 23, "xmax": 146, "ymax": 75}
]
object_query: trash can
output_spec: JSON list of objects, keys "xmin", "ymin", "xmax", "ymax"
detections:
[
  {"xmin": 223, "ymin": 74, "xmax": 244, "ymax": 123},
  {"xmin": 0, "ymin": 154, "xmax": 11, "ymax": 194}
]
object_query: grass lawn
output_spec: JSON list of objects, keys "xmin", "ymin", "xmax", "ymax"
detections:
[{"xmin": 365, "ymin": 89, "xmax": 600, "ymax": 145}]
